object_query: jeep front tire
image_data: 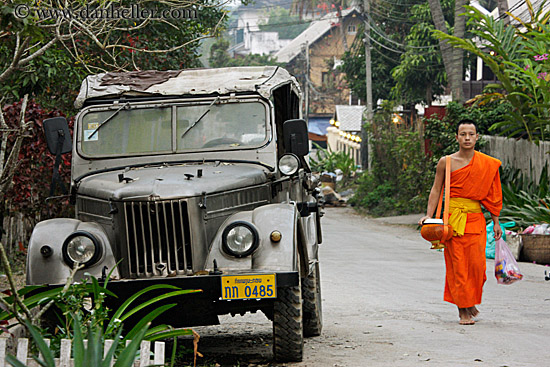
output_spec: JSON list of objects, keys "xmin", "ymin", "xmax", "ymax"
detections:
[{"xmin": 272, "ymin": 280, "xmax": 303, "ymax": 361}]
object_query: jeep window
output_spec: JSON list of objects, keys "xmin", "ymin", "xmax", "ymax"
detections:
[
  {"xmin": 79, "ymin": 101, "xmax": 267, "ymax": 157},
  {"xmin": 176, "ymin": 102, "xmax": 266, "ymax": 151},
  {"xmin": 81, "ymin": 107, "xmax": 172, "ymax": 156}
]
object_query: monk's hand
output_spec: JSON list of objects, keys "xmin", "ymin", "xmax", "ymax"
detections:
[
  {"xmin": 418, "ymin": 216, "xmax": 430, "ymax": 226},
  {"xmin": 494, "ymin": 224, "xmax": 503, "ymax": 240}
]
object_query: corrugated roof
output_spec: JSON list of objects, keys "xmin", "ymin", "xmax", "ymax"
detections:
[
  {"xmin": 274, "ymin": 7, "xmax": 360, "ymax": 64},
  {"xmin": 75, "ymin": 66, "xmax": 301, "ymax": 108},
  {"xmin": 483, "ymin": 0, "xmax": 550, "ymax": 24},
  {"xmin": 335, "ymin": 105, "xmax": 365, "ymax": 132}
]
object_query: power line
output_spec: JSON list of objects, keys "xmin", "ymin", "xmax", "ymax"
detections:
[
  {"xmin": 366, "ymin": 14, "xmax": 440, "ymax": 50},
  {"xmin": 364, "ymin": 30, "xmax": 404, "ymax": 54},
  {"xmin": 376, "ymin": 0, "xmax": 431, "ymax": 7},
  {"xmin": 371, "ymin": 45, "xmax": 445, "ymax": 70},
  {"xmin": 369, "ymin": 5, "xmax": 420, "ymax": 23}
]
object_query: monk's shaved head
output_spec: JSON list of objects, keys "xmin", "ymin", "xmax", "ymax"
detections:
[{"xmin": 456, "ymin": 119, "xmax": 478, "ymax": 134}]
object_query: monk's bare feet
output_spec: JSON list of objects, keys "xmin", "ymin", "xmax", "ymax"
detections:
[
  {"xmin": 458, "ymin": 308, "xmax": 475, "ymax": 325},
  {"xmin": 467, "ymin": 306, "xmax": 479, "ymax": 318}
]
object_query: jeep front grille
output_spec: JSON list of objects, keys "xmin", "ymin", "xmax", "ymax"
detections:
[{"xmin": 123, "ymin": 200, "xmax": 192, "ymax": 278}]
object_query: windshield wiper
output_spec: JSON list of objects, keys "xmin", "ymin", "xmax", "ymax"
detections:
[
  {"xmin": 88, "ymin": 102, "xmax": 130, "ymax": 139},
  {"xmin": 180, "ymin": 96, "xmax": 220, "ymax": 139}
]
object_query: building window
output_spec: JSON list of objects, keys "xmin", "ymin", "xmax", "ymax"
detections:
[
  {"xmin": 347, "ymin": 25, "xmax": 356, "ymax": 35},
  {"xmin": 322, "ymin": 71, "xmax": 334, "ymax": 87}
]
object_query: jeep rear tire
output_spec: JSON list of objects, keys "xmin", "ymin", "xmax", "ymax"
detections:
[
  {"xmin": 272, "ymin": 280, "xmax": 303, "ymax": 362},
  {"xmin": 302, "ymin": 261, "xmax": 322, "ymax": 337}
]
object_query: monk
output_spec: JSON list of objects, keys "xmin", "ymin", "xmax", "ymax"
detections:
[{"xmin": 419, "ymin": 119, "xmax": 502, "ymax": 325}]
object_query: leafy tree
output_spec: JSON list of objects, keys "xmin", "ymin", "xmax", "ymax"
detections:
[
  {"xmin": 341, "ymin": 0, "xmax": 452, "ymax": 107},
  {"xmin": 390, "ymin": 1, "xmax": 451, "ymax": 105},
  {"xmin": 340, "ymin": 26, "xmax": 397, "ymax": 106},
  {"xmin": 258, "ymin": 6, "xmax": 308, "ymax": 39},
  {"xmin": 427, "ymin": 0, "xmax": 468, "ymax": 102},
  {"xmin": 435, "ymin": 1, "xmax": 550, "ymax": 142},
  {"xmin": 1, "ymin": 99, "xmax": 72, "ymax": 219},
  {"xmin": 0, "ymin": 0, "xmax": 230, "ymax": 111}
]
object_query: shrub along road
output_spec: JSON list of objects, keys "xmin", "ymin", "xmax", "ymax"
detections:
[{"xmin": 184, "ymin": 207, "xmax": 550, "ymax": 366}]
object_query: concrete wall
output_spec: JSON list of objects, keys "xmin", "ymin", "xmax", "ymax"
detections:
[{"xmin": 481, "ymin": 135, "xmax": 550, "ymax": 181}]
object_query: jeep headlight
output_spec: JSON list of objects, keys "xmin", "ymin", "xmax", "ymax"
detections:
[
  {"xmin": 278, "ymin": 154, "xmax": 300, "ymax": 176},
  {"xmin": 62, "ymin": 231, "xmax": 102, "ymax": 268},
  {"xmin": 222, "ymin": 222, "xmax": 259, "ymax": 258}
]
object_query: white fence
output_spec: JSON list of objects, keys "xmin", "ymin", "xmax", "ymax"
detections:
[
  {"xmin": 481, "ymin": 135, "xmax": 550, "ymax": 181},
  {"xmin": 0, "ymin": 337, "xmax": 165, "ymax": 367}
]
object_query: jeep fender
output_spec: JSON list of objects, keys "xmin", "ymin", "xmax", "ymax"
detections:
[
  {"xmin": 26, "ymin": 219, "xmax": 119, "ymax": 286},
  {"xmin": 205, "ymin": 203, "xmax": 299, "ymax": 272},
  {"xmin": 298, "ymin": 211, "xmax": 319, "ymax": 276}
]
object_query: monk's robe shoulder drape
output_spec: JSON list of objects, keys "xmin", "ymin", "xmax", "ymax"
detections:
[{"xmin": 443, "ymin": 151, "xmax": 502, "ymax": 308}]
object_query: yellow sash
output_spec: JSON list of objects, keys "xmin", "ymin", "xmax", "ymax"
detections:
[{"xmin": 448, "ymin": 198, "xmax": 482, "ymax": 237}]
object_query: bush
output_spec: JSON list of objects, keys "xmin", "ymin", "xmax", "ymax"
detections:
[
  {"xmin": 0, "ymin": 271, "xmax": 199, "ymax": 359},
  {"xmin": 499, "ymin": 163, "xmax": 550, "ymax": 228},
  {"xmin": 1, "ymin": 99, "xmax": 72, "ymax": 219},
  {"xmin": 310, "ymin": 144, "xmax": 357, "ymax": 177},
  {"xmin": 350, "ymin": 104, "xmax": 434, "ymax": 216}
]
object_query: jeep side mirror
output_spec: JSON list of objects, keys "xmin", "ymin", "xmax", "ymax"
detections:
[
  {"xmin": 283, "ymin": 119, "xmax": 309, "ymax": 157},
  {"xmin": 43, "ymin": 117, "xmax": 72, "ymax": 155}
]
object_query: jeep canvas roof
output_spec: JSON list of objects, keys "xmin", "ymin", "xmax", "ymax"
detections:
[{"xmin": 75, "ymin": 66, "xmax": 301, "ymax": 108}]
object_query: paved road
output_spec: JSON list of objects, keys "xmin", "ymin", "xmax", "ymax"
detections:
[{"xmin": 188, "ymin": 207, "xmax": 550, "ymax": 366}]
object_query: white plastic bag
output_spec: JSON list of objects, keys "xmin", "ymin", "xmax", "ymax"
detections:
[{"xmin": 494, "ymin": 238, "xmax": 523, "ymax": 285}]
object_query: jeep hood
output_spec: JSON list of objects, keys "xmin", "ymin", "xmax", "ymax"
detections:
[{"xmin": 76, "ymin": 163, "xmax": 269, "ymax": 201}]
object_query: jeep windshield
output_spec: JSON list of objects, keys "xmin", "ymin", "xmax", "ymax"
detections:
[{"xmin": 79, "ymin": 100, "xmax": 268, "ymax": 157}]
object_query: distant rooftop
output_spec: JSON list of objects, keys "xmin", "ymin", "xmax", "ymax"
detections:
[
  {"xmin": 274, "ymin": 7, "xmax": 360, "ymax": 64},
  {"xmin": 334, "ymin": 105, "xmax": 365, "ymax": 132}
]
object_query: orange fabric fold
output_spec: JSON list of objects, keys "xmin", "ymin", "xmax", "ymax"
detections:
[{"xmin": 443, "ymin": 151, "xmax": 502, "ymax": 308}]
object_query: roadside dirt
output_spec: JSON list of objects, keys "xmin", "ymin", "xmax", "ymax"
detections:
[{"xmin": 0, "ymin": 272, "xmax": 26, "ymax": 292}]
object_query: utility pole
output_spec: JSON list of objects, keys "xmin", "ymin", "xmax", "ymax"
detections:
[
  {"xmin": 361, "ymin": 0, "xmax": 373, "ymax": 171},
  {"xmin": 305, "ymin": 41, "xmax": 310, "ymax": 123}
]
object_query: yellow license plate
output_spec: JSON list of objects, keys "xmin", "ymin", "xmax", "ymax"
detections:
[{"xmin": 221, "ymin": 274, "xmax": 277, "ymax": 300}]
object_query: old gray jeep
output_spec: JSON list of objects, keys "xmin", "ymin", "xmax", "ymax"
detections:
[{"xmin": 27, "ymin": 66, "xmax": 322, "ymax": 362}]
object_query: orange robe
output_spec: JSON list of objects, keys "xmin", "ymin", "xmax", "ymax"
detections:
[{"xmin": 443, "ymin": 151, "xmax": 502, "ymax": 308}]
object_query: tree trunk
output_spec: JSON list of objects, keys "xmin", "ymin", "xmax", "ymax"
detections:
[
  {"xmin": 427, "ymin": 0, "xmax": 466, "ymax": 103},
  {"xmin": 497, "ymin": 0, "xmax": 510, "ymax": 26},
  {"xmin": 426, "ymin": 83, "xmax": 433, "ymax": 105},
  {"xmin": 450, "ymin": 0, "xmax": 466, "ymax": 103},
  {"xmin": 336, "ymin": 4, "xmax": 349, "ymax": 52}
]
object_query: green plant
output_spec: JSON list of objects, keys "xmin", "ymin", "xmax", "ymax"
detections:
[
  {"xmin": 499, "ymin": 163, "xmax": 550, "ymax": 228},
  {"xmin": 349, "ymin": 173, "xmax": 400, "ymax": 216},
  {"xmin": 42, "ymin": 273, "xmax": 199, "ymax": 343},
  {"xmin": 0, "ymin": 271, "xmax": 200, "ymax": 356},
  {"xmin": 310, "ymin": 143, "xmax": 357, "ymax": 177},
  {"xmin": 434, "ymin": 1, "xmax": 550, "ymax": 142},
  {"xmin": 6, "ymin": 315, "xmax": 150, "ymax": 367}
]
